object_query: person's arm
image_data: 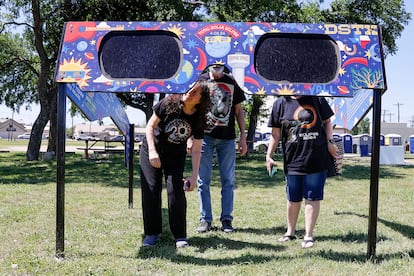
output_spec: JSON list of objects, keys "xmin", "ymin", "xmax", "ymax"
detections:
[
  {"xmin": 234, "ymin": 103, "xmax": 247, "ymax": 156},
  {"xmin": 146, "ymin": 113, "xmax": 162, "ymax": 168},
  {"xmin": 266, "ymin": 127, "xmax": 281, "ymax": 173},
  {"xmin": 324, "ymin": 119, "xmax": 339, "ymax": 160},
  {"xmin": 186, "ymin": 136, "xmax": 193, "ymax": 154},
  {"xmin": 184, "ymin": 138, "xmax": 202, "ymax": 191}
]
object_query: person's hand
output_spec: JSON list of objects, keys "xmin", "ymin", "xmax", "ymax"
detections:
[
  {"xmin": 149, "ymin": 149, "xmax": 161, "ymax": 168},
  {"xmin": 328, "ymin": 142, "xmax": 343, "ymax": 174},
  {"xmin": 183, "ymin": 175, "xmax": 197, "ymax": 191},
  {"xmin": 238, "ymin": 136, "xmax": 247, "ymax": 156},
  {"xmin": 328, "ymin": 142, "xmax": 340, "ymax": 160},
  {"xmin": 186, "ymin": 137, "xmax": 193, "ymax": 154},
  {"xmin": 266, "ymin": 155, "xmax": 278, "ymax": 175}
]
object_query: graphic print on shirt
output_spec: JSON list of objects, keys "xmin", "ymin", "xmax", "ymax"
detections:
[
  {"xmin": 287, "ymin": 104, "xmax": 319, "ymax": 143},
  {"xmin": 165, "ymin": 119, "xmax": 192, "ymax": 144},
  {"xmin": 205, "ymin": 82, "xmax": 234, "ymax": 133}
]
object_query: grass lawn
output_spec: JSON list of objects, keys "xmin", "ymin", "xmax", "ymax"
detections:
[{"xmin": 0, "ymin": 149, "xmax": 413, "ymax": 275}]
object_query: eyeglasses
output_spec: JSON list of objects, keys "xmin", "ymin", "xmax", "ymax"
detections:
[{"xmin": 204, "ymin": 36, "xmax": 231, "ymax": 43}]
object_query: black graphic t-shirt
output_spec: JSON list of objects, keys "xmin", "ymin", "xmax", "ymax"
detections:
[
  {"xmin": 152, "ymin": 98, "xmax": 204, "ymax": 155},
  {"xmin": 268, "ymin": 96, "xmax": 334, "ymax": 174},
  {"xmin": 201, "ymin": 73, "xmax": 246, "ymax": 139}
]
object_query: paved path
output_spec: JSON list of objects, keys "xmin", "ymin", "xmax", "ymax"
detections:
[{"xmin": 1, "ymin": 145, "xmax": 84, "ymax": 152}]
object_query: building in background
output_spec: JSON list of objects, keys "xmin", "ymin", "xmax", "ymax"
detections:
[
  {"xmin": 0, "ymin": 118, "xmax": 26, "ymax": 140},
  {"xmin": 378, "ymin": 122, "xmax": 414, "ymax": 144}
]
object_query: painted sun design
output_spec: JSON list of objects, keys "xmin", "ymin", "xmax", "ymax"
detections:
[
  {"xmin": 58, "ymin": 57, "xmax": 91, "ymax": 88},
  {"xmin": 256, "ymin": 87, "xmax": 266, "ymax": 95},
  {"xmin": 269, "ymin": 28, "xmax": 280, "ymax": 33},
  {"xmin": 167, "ymin": 23, "xmax": 186, "ymax": 39},
  {"xmin": 272, "ymin": 84, "xmax": 296, "ymax": 95}
]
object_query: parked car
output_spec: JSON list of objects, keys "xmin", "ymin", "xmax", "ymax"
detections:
[
  {"xmin": 110, "ymin": 135, "xmax": 124, "ymax": 142},
  {"xmin": 17, "ymin": 133, "xmax": 31, "ymax": 139},
  {"xmin": 135, "ymin": 134, "xmax": 145, "ymax": 142},
  {"xmin": 253, "ymin": 138, "xmax": 269, "ymax": 153},
  {"xmin": 253, "ymin": 139, "xmax": 282, "ymax": 154},
  {"xmin": 75, "ymin": 134, "xmax": 95, "ymax": 141}
]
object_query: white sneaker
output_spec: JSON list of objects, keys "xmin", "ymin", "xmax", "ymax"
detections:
[{"xmin": 175, "ymin": 239, "xmax": 189, "ymax": 248}]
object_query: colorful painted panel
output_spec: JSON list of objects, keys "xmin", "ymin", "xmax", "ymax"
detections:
[
  {"xmin": 330, "ymin": 89, "xmax": 373, "ymax": 129},
  {"xmin": 64, "ymin": 83, "xmax": 129, "ymax": 134},
  {"xmin": 55, "ymin": 22, "xmax": 385, "ymax": 97}
]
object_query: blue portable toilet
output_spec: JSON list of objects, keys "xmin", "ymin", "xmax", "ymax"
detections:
[
  {"xmin": 409, "ymin": 135, "xmax": 414, "ymax": 154},
  {"xmin": 380, "ymin": 134, "xmax": 385, "ymax": 146},
  {"xmin": 341, "ymin": 133, "xmax": 353, "ymax": 153},
  {"xmin": 353, "ymin": 134, "xmax": 371, "ymax": 156}
]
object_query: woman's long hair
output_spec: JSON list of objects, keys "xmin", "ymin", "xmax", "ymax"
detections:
[{"xmin": 164, "ymin": 79, "xmax": 212, "ymax": 129}]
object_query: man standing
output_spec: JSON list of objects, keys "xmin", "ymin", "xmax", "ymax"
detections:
[{"xmin": 194, "ymin": 63, "xmax": 248, "ymax": 233}]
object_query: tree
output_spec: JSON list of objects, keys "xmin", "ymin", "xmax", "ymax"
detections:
[
  {"xmin": 0, "ymin": 0, "xmax": 67, "ymax": 160},
  {"xmin": 242, "ymin": 95, "xmax": 268, "ymax": 153},
  {"xmin": 323, "ymin": 0, "xmax": 411, "ymax": 55},
  {"xmin": 351, "ymin": 117, "xmax": 371, "ymax": 135}
]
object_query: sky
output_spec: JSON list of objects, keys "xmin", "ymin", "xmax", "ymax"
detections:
[
  {"xmin": 382, "ymin": 0, "xmax": 414, "ymax": 126},
  {"xmin": 0, "ymin": 1, "xmax": 413, "ymax": 128}
]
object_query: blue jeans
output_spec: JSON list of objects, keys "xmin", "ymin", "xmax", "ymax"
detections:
[
  {"xmin": 198, "ymin": 135, "xmax": 235, "ymax": 222},
  {"xmin": 285, "ymin": 171, "xmax": 327, "ymax": 202}
]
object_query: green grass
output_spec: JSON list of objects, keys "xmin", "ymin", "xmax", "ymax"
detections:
[{"xmin": 1, "ymin": 150, "xmax": 414, "ymax": 275}]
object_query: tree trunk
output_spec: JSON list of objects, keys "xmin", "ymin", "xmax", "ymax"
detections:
[
  {"xmin": 144, "ymin": 94, "xmax": 155, "ymax": 122},
  {"xmin": 26, "ymin": 103, "xmax": 50, "ymax": 161},
  {"xmin": 246, "ymin": 95, "xmax": 263, "ymax": 155},
  {"xmin": 47, "ymin": 88, "xmax": 58, "ymax": 153},
  {"xmin": 25, "ymin": 0, "xmax": 55, "ymax": 161}
]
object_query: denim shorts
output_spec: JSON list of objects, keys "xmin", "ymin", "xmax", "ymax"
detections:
[{"xmin": 285, "ymin": 171, "xmax": 327, "ymax": 202}]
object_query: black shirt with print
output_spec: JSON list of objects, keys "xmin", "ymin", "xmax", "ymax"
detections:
[
  {"xmin": 268, "ymin": 96, "xmax": 334, "ymax": 174},
  {"xmin": 151, "ymin": 98, "xmax": 204, "ymax": 155}
]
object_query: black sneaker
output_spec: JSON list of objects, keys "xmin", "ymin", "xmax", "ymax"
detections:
[
  {"xmin": 197, "ymin": 220, "xmax": 212, "ymax": 233},
  {"xmin": 142, "ymin": 235, "xmax": 159, "ymax": 247},
  {"xmin": 221, "ymin": 220, "xmax": 234, "ymax": 233}
]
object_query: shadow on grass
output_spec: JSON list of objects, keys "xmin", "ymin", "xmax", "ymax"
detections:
[
  {"xmin": 0, "ymin": 153, "xmax": 131, "ymax": 187},
  {"xmin": 336, "ymin": 164, "xmax": 412, "ymax": 180},
  {"xmin": 335, "ymin": 211, "xmax": 414, "ymax": 240},
  {"xmin": 137, "ymin": 235, "xmax": 288, "ymax": 265},
  {"xmin": 313, "ymin": 211, "xmax": 414, "ymax": 263},
  {"xmin": 235, "ymin": 225, "xmax": 286, "ymax": 236},
  {"xmin": 317, "ymin": 249, "xmax": 414, "ymax": 263},
  {"xmin": 0, "ymin": 153, "xmax": 55, "ymax": 184}
]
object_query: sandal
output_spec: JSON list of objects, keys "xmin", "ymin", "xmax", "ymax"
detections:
[
  {"xmin": 301, "ymin": 239, "xmax": 314, "ymax": 248},
  {"xmin": 278, "ymin": 234, "xmax": 297, "ymax": 242}
]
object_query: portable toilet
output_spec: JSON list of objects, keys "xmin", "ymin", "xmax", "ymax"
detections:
[
  {"xmin": 353, "ymin": 134, "xmax": 371, "ymax": 156},
  {"xmin": 380, "ymin": 134, "xmax": 385, "ymax": 146},
  {"xmin": 341, "ymin": 133, "xmax": 353, "ymax": 153},
  {"xmin": 410, "ymin": 135, "xmax": 414, "ymax": 154},
  {"xmin": 385, "ymin": 133, "xmax": 402, "ymax": 146}
]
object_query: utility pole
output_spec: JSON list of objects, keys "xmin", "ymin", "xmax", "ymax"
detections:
[
  {"xmin": 394, "ymin": 102, "xmax": 404, "ymax": 123},
  {"xmin": 387, "ymin": 111, "xmax": 393, "ymax": 122},
  {"xmin": 382, "ymin": 109, "xmax": 388, "ymax": 122},
  {"xmin": 410, "ymin": 116, "xmax": 414, "ymax": 128}
]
